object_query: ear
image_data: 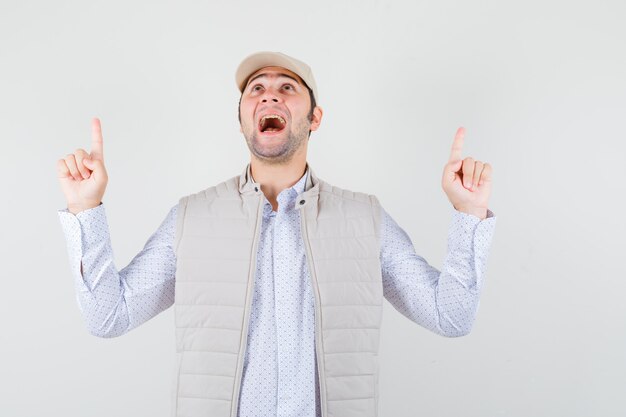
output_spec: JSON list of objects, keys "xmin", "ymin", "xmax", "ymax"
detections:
[{"xmin": 309, "ymin": 106, "xmax": 323, "ymax": 132}]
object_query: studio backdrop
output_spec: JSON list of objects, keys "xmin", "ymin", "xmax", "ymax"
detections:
[{"xmin": 0, "ymin": 0, "xmax": 624, "ymax": 416}]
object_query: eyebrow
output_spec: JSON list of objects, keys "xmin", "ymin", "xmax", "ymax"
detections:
[{"xmin": 246, "ymin": 73, "xmax": 301, "ymax": 89}]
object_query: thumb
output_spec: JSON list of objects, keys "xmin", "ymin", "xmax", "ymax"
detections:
[
  {"xmin": 449, "ymin": 159, "xmax": 462, "ymax": 173},
  {"xmin": 83, "ymin": 157, "xmax": 99, "ymax": 170},
  {"xmin": 447, "ymin": 159, "xmax": 462, "ymax": 177},
  {"xmin": 444, "ymin": 159, "xmax": 463, "ymax": 184}
]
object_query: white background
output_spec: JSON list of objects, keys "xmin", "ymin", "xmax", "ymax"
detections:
[{"xmin": 1, "ymin": 0, "xmax": 624, "ymax": 416}]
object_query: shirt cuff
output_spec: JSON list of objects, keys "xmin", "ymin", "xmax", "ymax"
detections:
[
  {"xmin": 448, "ymin": 208, "xmax": 496, "ymax": 249},
  {"xmin": 447, "ymin": 207, "xmax": 497, "ymax": 288},
  {"xmin": 57, "ymin": 203, "xmax": 110, "ymax": 293},
  {"xmin": 58, "ymin": 203, "xmax": 110, "ymax": 246}
]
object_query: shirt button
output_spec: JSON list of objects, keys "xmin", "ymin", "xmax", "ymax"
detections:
[
  {"xmin": 299, "ymin": 199, "xmax": 305, "ymax": 205},
  {"xmin": 254, "ymin": 186, "xmax": 259, "ymax": 192}
]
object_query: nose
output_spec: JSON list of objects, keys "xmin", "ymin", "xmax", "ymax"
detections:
[{"xmin": 260, "ymin": 88, "xmax": 280, "ymax": 103}]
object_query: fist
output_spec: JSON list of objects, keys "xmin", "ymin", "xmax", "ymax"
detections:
[{"xmin": 57, "ymin": 118, "xmax": 108, "ymax": 214}]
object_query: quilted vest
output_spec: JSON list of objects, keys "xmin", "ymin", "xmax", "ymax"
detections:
[{"xmin": 171, "ymin": 163, "xmax": 383, "ymax": 417}]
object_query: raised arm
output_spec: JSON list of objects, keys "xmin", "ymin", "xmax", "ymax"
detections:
[
  {"xmin": 380, "ymin": 205, "xmax": 496, "ymax": 337},
  {"xmin": 56, "ymin": 118, "xmax": 176, "ymax": 337},
  {"xmin": 381, "ymin": 127, "xmax": 497, "ymax": 336}
]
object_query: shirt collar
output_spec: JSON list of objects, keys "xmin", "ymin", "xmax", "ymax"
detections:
[
  {"xmin": 238, "ymin": 162, "xmax": 320, "ymax": 212},
  {"xmin": 287, "ymin": 168, "xmax": 308, "ymax": 195},
  {"xmin": 251, "ymin": 166, "xmax": 309, "ymax": 212}
]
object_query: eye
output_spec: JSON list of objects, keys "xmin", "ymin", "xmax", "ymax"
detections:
[
  {"xmin": 282, "ymin": 84, "xmax": 295, "ymax": 91},
  {"xmin": 251, "ymin": 84, "xmax": 263, "ymax": 92}
]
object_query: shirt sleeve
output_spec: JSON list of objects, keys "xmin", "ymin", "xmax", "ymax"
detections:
[
  {"xmin": 57, "ymin": 202, "xmax": 178, "ymax": 338},
  {"xmin": 379, "ymin": 205, "xmax": 497, "ymax": 337}
]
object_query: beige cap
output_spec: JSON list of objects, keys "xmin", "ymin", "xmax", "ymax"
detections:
[{"xmin": 235, "ymin": 51, "xmax": 319, "ymax": 103}]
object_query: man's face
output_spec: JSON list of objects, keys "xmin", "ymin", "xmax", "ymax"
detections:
[{"xmin": 239, "ymin": 66, "xmax": 321, "ymax": 165}]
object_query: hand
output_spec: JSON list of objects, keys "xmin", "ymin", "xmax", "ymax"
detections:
[
  {"xmin": 57, "ymin": 117, "xmax": 109, "ymax": 214},
  {"xmin": 441, "ymin": 127, "xmax": 493, "ymax": 218}
]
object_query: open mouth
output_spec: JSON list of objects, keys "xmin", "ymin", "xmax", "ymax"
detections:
[{"xmin": 258, "ymin": 114, "xmax": 286, "ymax": 133}]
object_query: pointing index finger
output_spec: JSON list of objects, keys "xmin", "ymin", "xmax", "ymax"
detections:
[
  {"xmin": 91, "ymin": 117, "xmax": 104, "ymax": 160},
  {"xmin": 449, "ymin": 126, "xmax": 465, "ymax": 162}
]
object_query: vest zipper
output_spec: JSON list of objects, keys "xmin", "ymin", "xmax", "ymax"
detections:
[
  {"xmin": 300, "ymin": 207, "xmax": 328, "ymax": 417},
  {"xmin": 230, "ymin": 194, "xmax": 265, "ymax": 417}
]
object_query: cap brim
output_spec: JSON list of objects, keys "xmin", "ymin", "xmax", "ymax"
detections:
[{"xmin": 235, "ymin": 51, "xmax": 318, "ymax": 103}]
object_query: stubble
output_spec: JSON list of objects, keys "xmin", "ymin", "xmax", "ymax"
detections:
[{"xmin": 243, "ymin": 116, "xmax": 310, "ymax": 166}]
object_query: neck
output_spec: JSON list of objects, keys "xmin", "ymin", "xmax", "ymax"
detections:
[{"xmin": 249, "ymin": 153, "xmax": 307, "ymax": 209}]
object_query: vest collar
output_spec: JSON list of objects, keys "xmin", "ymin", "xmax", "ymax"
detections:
[{"xmin": 238, "ymin": 162, "xmax": 320, "ymax": 209}]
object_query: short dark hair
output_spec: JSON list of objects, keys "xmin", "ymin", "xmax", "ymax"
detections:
[{"xmin": 237, "ymin": 86, "xmax": 317, "ymax": 125}]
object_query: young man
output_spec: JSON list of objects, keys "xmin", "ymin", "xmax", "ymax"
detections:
[{"xmin": 57, "ymin": 51, "xmax": 496, "ymax": 417}]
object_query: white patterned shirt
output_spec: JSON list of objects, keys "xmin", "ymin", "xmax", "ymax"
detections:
[{"xmin": 57, "ymin": 167, "xmax": 497, "ymax": 417}]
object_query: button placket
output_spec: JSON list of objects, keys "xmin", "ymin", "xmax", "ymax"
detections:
[{"xmin": 273, "ymin": 211, "xmax": 288, "ymax": 414}]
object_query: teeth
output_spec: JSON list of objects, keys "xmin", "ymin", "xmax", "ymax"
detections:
[{"xmin": 261, "ymin": 114, "xmax": 286, "ymax": 124}]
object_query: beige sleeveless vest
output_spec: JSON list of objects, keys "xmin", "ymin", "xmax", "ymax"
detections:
[{"xmin": 171, "ymin": 163, "xmax": 383, "ymax": 417}]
